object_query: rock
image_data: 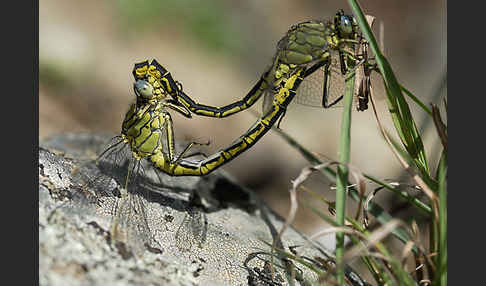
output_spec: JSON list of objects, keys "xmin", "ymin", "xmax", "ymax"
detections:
[{"xmin": 39, "ymin": 133, "xmax": 368, "ymax": 286}]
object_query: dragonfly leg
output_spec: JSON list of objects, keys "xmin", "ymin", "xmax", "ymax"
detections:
[
  {"xmin": 159, "ymin": 111, "xmax": 209, "ymax": 168},
  {"xmin": 162, "ymin": 100, "xmax": 192, "ymax": 118},
  {"xmin": 174, "ymin": 140, "xmax": 211, "ymax": 165},
  {"xmin": 182, "ymin": 151, "xmax": 209, "ymax": 160}
]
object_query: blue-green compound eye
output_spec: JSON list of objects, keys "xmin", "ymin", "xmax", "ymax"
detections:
[
  {"xmin": 135, "ymin": 80, "xmax": 154, "ymax": 99},
  {"xmin": 340, "ymin": 15, "xmax": 353, "ymax": 35}
]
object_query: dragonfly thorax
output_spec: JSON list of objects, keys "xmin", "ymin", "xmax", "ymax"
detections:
[
  {"xmin": 121, "ymin": 103, "xmax": 165, "ymax": 160},
  {"xmin": 276, "ymin": 10, "xmax": 360, "ymax": 68}
]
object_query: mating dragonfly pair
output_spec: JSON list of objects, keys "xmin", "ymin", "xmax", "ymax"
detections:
[
  {"xmin": 79, "ymin": 9, "xmax": 377, "ymax": 257},
  {"xmin": 99, "ymin": 10, "xmax": 376, "ymax": 186}
]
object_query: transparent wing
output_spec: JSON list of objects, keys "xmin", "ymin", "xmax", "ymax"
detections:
[
  {"xmin": 294, "ymin": 51, "xmax": 359, "ymax": 109},
  {"xmin": 111, "ymin": 184, "xmax": 156, "ymax": 258},
  {"xmin": 175, "ymin": 207, "xmax": 207, "ymax": 252},
  {"xmin": 72, "ymin": 136, "xmax": 160, "ymax": 258},
  {"xmin": 71, "ymin": 136, "xmax": 129, "ymax": 205}
]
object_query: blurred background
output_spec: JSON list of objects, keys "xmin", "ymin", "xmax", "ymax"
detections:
[{"xmin": 39, "ymin": 0, "xmax": 446, "ymax": 242}]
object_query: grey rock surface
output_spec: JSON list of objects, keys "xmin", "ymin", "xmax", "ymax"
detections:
[{"xmin": 39, "ymin": 133, "xmax": 366, "ymax": 286}]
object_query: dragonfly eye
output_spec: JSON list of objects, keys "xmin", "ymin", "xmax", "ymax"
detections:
[
  {"xmin": 339, "ymin": 15, "xmax": 354, "ymax": 36},
  {"xmin": 134, "ymin": 80, "xmax": 154, "ymax": 99}
]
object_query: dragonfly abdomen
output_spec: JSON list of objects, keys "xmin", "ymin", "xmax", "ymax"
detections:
[
  {"xmin": 150, "ymin": 102, "xmax": 287, "ymax": 176},
  {"xmin": 174, "ymin": 71, "xmax": 271, "ymax": 118},
  {"xmin": 148, "ymin": 69, "xmax": 305, "ymax": 176}
]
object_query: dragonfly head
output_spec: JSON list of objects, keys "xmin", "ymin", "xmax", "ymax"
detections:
[
  {"xmin": 134, "ymin": 79, "xmax": 155, "ymax": 101},
  {"xmin": 132, "ymin": 60, "xmax": 175, "ymax": 104},
  {"xmin": 133, "ymin": 80, "xmax": 154, "ymax": 100},
  {"xmin": 335, "ymin": 10, "xmax": 359, "ymax": 39}
]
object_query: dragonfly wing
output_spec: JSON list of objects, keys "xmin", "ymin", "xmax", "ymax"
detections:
[
  {"xmin": 72, "ymin": 136, "xmax": 130, "ymax": 201},
  {"xmin": 324, "ymin": 54, "xmax": 347, "ymax": 108},
  {"xmin": 294, "ymin": 50, "xmax": 347, "ymax": 108},
  {"xmin": 293, "ymin": 63, "xmax": 327, "ymax": 107},
  {"xmin": 293, "ymin": 48, "xmax": 377, "ymax": 110},
  {"xmin": 111, "ymin": 184, "xmax": 156, "ymax": 258},
  {"xmin": 175, "ymin": 207, "xmax": 207, "ymax": 252},
  {"xmin": 74, "ymin": 136, "xmax": 160, "ymax": 258}
]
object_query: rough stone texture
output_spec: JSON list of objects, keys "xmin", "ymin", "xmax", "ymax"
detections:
[{"xmin": 39, "ymin": 133, "xmax": 367, "ymax": 286}]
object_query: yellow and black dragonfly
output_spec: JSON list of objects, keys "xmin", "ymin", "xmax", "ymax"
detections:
[{"xmin": 107, "ymin": 10, "xmax": 374, "ymax": 177}]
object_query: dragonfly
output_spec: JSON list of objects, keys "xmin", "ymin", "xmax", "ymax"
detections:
[
  {"xmin": 76, "ymin": 9, "xmax": 374, "ymax": 255},
  {"xmin": 114, "ymin": 9, "xmax": 374, "ymax": 177}
]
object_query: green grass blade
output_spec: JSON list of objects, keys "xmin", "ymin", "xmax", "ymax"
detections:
[
  {"xmin": 400, "ymin": 84, "xmax": 433, "ymax": 117},
  {"xmin": 347, "ymin": 0, "xmax": 430, "ymax": 177},
  {"xmin": 383, "ymin": 128, "xmax": 438, "ymax": 191},
  {"xmin": 384, "ymin": 80, "xmax": 430, "ymax": 177},
  {"xmin": 435, "ymin": 153, "xmax": 447, "ymax": 286},
  {"xmin": 335, "ymin": 58, "xmax": 356, "ymax": 284}
]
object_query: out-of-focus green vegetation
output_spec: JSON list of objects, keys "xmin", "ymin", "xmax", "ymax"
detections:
[
  {"xmin": 115, "ymin": 0, "xmax": 248, "ymax": 59},
  {"xmin": 39, "ymin": 61, "xmax": 73, "ymax": 92}
]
